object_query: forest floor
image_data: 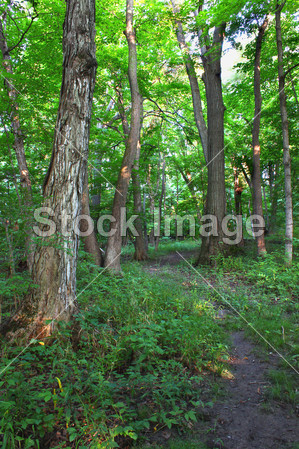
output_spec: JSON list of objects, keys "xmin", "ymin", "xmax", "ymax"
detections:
[
  {"xmin": 137, "ymin": 248, "xmax": 299, "ymax": 449},
  {"xmin": 1, "ymin": 241, "xmax": 298, "ymax": 449}
]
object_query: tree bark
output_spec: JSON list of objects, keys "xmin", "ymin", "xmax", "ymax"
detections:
[
  {"xmin": 0, "ymin": 0, "xmax": 97, "ymax": 339},
  {"xmin": 0, "ymin": 18, "xmax": 34, "ymax": 271},
  {"xmin": 104, "ymin": 0, "xmax": 142, "ymax": 271},
  {"xmin": 170, "ymin": 0, "xmax": 208, "ymax": 163},
  {"xmin": 251, "ymin": 15, "xmax": 269, "ymax": 256},
  {"xmin": 275, "ymin": 2, "xmax": 293, "ymax": 265},
  {"xmin": 197, "ymin": 25, "xmax": 227, "ymax": 264}
]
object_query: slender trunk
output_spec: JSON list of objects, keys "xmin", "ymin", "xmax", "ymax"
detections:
[
  {"xmin": 104, "ymin": 0, "xmax": 143, "ymax": 271},
  {"xmin": 0, "ymin": 18, "xmax": 34, "ymax": 270},
  {"xmin": 115, "ymin": 81, "xmax": 147, "ymax": 261},
  {"xmin": 81, "ymin": 173, "xmax": 103, "ymax": 266},
  {"xmin": 155, "ymin": 156, "xmax": 166, "ymax": 250},
  {"xmin": 132, "ymin": 142, "xmax": 148, "ymax": 260},
  {"xmin": 143, "ymin": 192, "xmax": 148, "ymax": 250},
  {"xmin": 269, "ymin": 163, "xmax": 279, "ymax": 234},
  {"xmin": 251, "ymin": 15, "xmax": 269, "ymax": 256},
  {"xmin": 170, "ymin": 0, "xmax": 208, "ymax": 162},
  {"xmin": 1, "ymin": 0, "xmax": 97, "ymax": 339},
  {"xmin": 275, "ymin": 2, "xmax": 293, "ymax": 265},
  {"xmin": 197, "ymin": 25, "xmax": 226, "ymax": 264}
]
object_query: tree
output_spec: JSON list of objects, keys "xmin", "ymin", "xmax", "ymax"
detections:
[
  {"xmin": 104, "ymin": 0, "xmax": 143, "ymax": 271},
  {"xmin": 251, "ymin": 14, "xmax": 269, "ymax": 256},
  {"xmin": 0, "ymin": 0, "xmax": 97, "ymax": 338},
  {"xmin": 196, "ymin": 22, "xmax": 227, "ymax": 264},
  {"xmin": 275, "ymin": 0, "xmax": 293, "ymax": 265}
]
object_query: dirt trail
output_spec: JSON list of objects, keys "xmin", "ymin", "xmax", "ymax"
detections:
[
  {"xmin": 143, "ymin": 252, "xmax": 299, "ymax": 449},
  {"xmin": 204, "ymin": 331, "xmax": 298, "ymax": 449}
]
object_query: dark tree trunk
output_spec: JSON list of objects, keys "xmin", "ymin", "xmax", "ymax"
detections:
[
  {"xmin": 197, "ymin": 25, "xmax": 227, "ymax": 264},
  {"xmin": 81, "ymin": 173, "xmax": 103, "ymax": 266},
  {"xmin": 275, "ymin": 2, "xmax": 293, "ymax": 265},
  {"xmin": 0, "ymin": 18, "xmax": 34, "ymax": 271},
  {"xmin": 251, "ymin": 15, "xmax": 269, "ymax": 256},
  {"xmin": 171, "ymin": 0, "xmax": 208, "ymax": 163},
  {"xmin": 104, "ymin": 0, "xmax": 143, "ymax": 271},
  {"xmin": 0, "ymin": 0, "xmax": 97, "ymax": 339}
]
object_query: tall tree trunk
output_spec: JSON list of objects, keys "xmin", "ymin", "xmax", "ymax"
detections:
[
  {"xmin": 0, "ymin": 18, "xmax": 34, "ymax": 271},
  {"xmin": 197, "ymin": 25, "xmax": 227, "ymax": 264},
  {"xmin": 275, "ymin": 2, "xmax": 293, "ymax": 265},
  {"xmin": 132, "ymin": 142, "xmax": 148, "ymax": 260},
  {"xmin": 81, "ymin": 172, "xmax": 103, "ymax": 266},
  {"xmin": 251, "ymin": 15, "xmax": 269, "ymax": 256},
  {"xmin": 115, "ymin": 81, "xmax": 147, "ymax": 261},
  {"xmin": 0, "ymin": 0, "xmax": 97, "ymax": 339},
  {"xmin": 170, "ymin": 0, "xmax": 208, "ymax": 163},
  {"xmin": 104, "ymin": 0, "xmax": 143, "ymax": 271}
]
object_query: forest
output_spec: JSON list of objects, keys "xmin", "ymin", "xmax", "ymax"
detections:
[{"xmin": 0, "ymin": 0, "xmax": 298, "ymax": 447}]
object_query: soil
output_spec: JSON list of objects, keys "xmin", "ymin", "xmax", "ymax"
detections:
[
  {"xmin": 203, "ymin": 331, "xmax": 299, "ymax": 449},
  {"xmin": 142, "ymin": 251, "xmax": 299, "ymax": 449}
]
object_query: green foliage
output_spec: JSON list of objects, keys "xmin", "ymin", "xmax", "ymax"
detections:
[{"xmin": 0, "ymin": 254, "xmax": 226, "ymax": 448}]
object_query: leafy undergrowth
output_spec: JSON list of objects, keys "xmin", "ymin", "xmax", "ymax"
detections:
[
  {"xmin": 0, "ymin": 239, "xmax": 298, "ymax": 448},
  {"xmin": 0, "ymin": 253, "xmax": 226, "ymax": 449}
]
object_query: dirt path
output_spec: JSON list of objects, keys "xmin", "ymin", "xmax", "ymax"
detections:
[
  {"xmin": 204, "ymin": 332, "xmax": 298, "ymax": 449},
  {"xmin": 142, "ymin": 252, "xmax": 299, "ymax": 449}
]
